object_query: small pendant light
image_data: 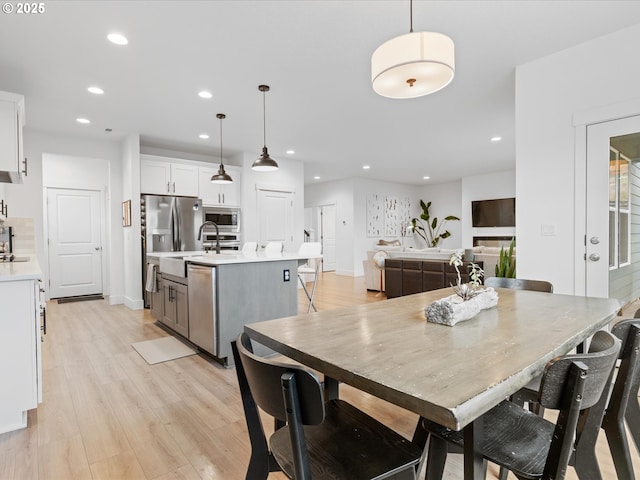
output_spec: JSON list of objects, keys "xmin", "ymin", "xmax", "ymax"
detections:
[
  {"xmin": 251, "ymin": 84, "xmax": 279, "ymax": 172},
  {"xmin": 210, "ymin": 113, "xmax": 233, "ymax": 184}
]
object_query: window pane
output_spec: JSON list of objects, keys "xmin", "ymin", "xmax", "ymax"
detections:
[
  {"xmin": 619, "ymin": 211, "xmax": 630, "ymax": 265},
  {"xmin": 610, "ymin": 210, "xmax": 616, "ymax": 268},
  {"xmin": 619, "ymin": 157, "xmax": 629, "ymax": 209},
  {"xmin": 610, "ymin": 148, "xmax": 618, "ymax": 207}
]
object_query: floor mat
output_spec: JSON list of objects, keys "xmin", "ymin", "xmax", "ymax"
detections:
[
  {"xmin": 57, "ymin": 294, "xmax": 104, "ymax": 304},
  {"xmin": 131, "ymin": 336, "xmax": 197, "ymax": 365}
]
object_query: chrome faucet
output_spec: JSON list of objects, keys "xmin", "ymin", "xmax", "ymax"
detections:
[{"xmin": 197, "ymin": 221, "xmax": 221, "ymax": 254}]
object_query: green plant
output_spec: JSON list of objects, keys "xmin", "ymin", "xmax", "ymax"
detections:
[
  {"xmin": 495, "ymin": 238, "xmax": 516, "ymax": 278},
  {"xmin": 411, "ymin": 200, "xmax": 460, "ymax": 247},
  {"xmin": 449, "ymin": 251, "xmax": 484, "ymax": 300}
]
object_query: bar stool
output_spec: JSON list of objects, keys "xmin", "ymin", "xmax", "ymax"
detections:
[{"xmin": 297, "ymin": 242, "xmax": 322, "ymax": 313}]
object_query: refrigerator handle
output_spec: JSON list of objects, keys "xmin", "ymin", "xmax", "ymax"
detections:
[{"xmin": 173, "ymin": 200, "xmax": 181, "ymax": 251}]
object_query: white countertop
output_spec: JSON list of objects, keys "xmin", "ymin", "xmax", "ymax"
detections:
[
  {"xmin": 147, "ymin": 250, "xmax": 320, "ymax": 266},
  {"xmin": 0, "ymin": 255, "xmax": 42, "ymax": 282}
]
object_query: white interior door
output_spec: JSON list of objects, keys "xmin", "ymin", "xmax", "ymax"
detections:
[
  {"xmin": 586, "ymin": 115, "xmax": 640, "ymax": 300},
  {"xmin": 320, "ymin": 204, "xmax": 336, "ymax": 272},
  {"xmin": 257, "ymin": 188, "xmax": 294, "ymax": 252},
  {"xmin": 47, "ymin": 188, "xmax": 103, "ymax": 298}
]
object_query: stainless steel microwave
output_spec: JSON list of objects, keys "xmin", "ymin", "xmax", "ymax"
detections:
[{"xmin": 203, "ymin": 207, "xmax": 240, "ymax": 232}]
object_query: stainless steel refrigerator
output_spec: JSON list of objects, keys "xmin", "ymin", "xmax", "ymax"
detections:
[{"xmin": 141, "ymin": 194, "xmax": 203, "ymax": 306}]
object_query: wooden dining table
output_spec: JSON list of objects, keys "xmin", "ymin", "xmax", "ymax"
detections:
[{"xmin": 244, "ymin": 287, "xmax": 623, "ymax": 480}]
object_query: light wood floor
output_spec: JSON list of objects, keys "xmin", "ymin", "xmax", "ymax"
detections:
[{"xmin": 0, "ymin": 272, "xmax": 637, "ymax": 479}]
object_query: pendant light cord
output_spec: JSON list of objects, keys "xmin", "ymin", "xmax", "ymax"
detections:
[
  {"xmin": 262, "ymin": 90, "xmax": 267, "ymax": 148},
  {"xmin": 219, "ymin": 117, "xmax": 224, "ymax": 167},
  {"xmin": 409, "ymin": 0, "xmax": 413, "ymax": 33}
]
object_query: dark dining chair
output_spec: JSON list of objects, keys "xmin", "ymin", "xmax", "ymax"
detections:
[
  {"xmin": 483, "ymin": 276, "xmax": 553, "ymax": 293},
  {"xmin": 231, "ymin": 333, "xmax": 423, "ymax": 480},
  {"xmin": 416, "ymin": 330, "xmax": 621, "ymax": 480},
  {"xmin": 572, "ymin": 319, "xmax": 640, "ymax": 480}
]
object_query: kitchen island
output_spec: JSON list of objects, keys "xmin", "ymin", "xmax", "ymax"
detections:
[
  {"xmin": 0, "ymin": 256, "xmax": 43, "ymax": 433},
  {"xmin": 147, "ymin": 251, "xmax": 317, "ymax": 366}
]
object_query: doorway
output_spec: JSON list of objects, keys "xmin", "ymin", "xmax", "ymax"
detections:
[
  {"xmin": 319, "ymin": 204, "xmax": 336, "ymax": 272},
  {"xmin": 257, "ymin": 187, "xmax": 295, "ymax": 252},
  {"xmin": 46, "ymin": 188, "xmax": 104, "ymax": 299},
  {"xmin": 585, "ymin": 115, "xmax": 640, "ymax": 301}
]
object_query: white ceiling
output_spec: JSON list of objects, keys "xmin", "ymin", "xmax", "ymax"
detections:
[{"xmin": 2, "ymin": 1, "xmax": 640, "ymax": 185}]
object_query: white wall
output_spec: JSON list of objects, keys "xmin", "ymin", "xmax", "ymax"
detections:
[
  {"xmin": 8, "ymin": 130, "xmax": 123, "ymax": 301},
  {"xmin": 416, "ymin": 180, "xmax": 463, "ymax": 249},
  {"xmin": 240, "ymin": 153, "xmax": 304, "ymax": 253},
  {"xmin": 122, "ymin": 134, "xmax": 142, "ymax": 309},
  {"xmin": 516, "ymin": 23, "xmax": 640, "ymax": 294},
  {"xmin": 461, "ymin": 170, "xmax": 516, "ymax": 248}
]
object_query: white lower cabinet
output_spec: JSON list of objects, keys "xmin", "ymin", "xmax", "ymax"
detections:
[{"xmin": 0, "ymin": 278, "xmax": 41, "ymax": 433}]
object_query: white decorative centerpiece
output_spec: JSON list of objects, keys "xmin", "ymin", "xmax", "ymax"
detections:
[{"xmin": 425, "ymin": 251, "xmax": 498, "ymax": 326}]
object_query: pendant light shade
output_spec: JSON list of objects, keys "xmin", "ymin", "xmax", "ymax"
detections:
[
  {"xmin": 371, "ymin": 1, "xmax": 454, "ymax": 99},
  {"xmin": 211, "ymin": 113, "xmax": 233, "ymax": 184},
  {"xmin": 252, "ymin": 85, "xmax": 279, "ymax": 172}
]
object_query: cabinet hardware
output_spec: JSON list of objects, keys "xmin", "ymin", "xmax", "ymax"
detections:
[
  {"xmin": 172, "ymin": 182, "xmax": 176, "ymax": 193},
  {"xmin": 167, "ymin": 182, "xmax": 170, "ymax": 193},
  {"xmin": 21, "ymin": 157, "xmax": 27, "ymax": 177}
]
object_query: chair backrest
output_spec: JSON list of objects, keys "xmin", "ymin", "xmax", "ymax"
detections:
[
  {"xmin": 233, "ymin": 332, "xmax": 325, "ymax": 425},
  {"xmin": 537, "ymin": 330, "xmax": 620, "ymax": 478},
  {"xmin": 539, "ymin": 330, "xmax": 620, "ymax": 409},
  {"xmin": 484, "ymin": 276, "xmax": 553, "ymax": 293},
  {"xmin": 265, "ymin": 241, "xmax": 284, "ymax": 255},
  {"xmin": 298, "ymin": 242, "xmax": 322, "ymax": 257},
  {"xmin": 242, "ymin": 241, "xmax": 258, "ymax": 254},
  {"xmin": 609, "ymin": 319, "xmax": 640, "ymax": 417}
]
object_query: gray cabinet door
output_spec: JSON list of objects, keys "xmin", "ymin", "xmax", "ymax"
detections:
[{"xmin": 173, "ymin": 282, "xmax": 189, "ymax": 337}]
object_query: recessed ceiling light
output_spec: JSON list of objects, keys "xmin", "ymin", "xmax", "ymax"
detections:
[
  {"xmin": 286, "ymin": 150, "xmax": 295, "ymax": 155},
  {"xmin": 423, "ymin": 176, "xmax": 430, "ymax": 180},
  {"xmin": 491, "ymin": 136, "xmax": 502, "ymax": 142},
  {"xmin": 363, "ymin": 165, "xmax": 370, "ymax": 170},
  {"xmin": 199, "ymin": 134, "xmax": 210, "ymax": 139},
  {"xmin": 76, "ymin": 118, "xmax": 91, "ymax": 124},
  {"xmin": 198, "ymin": 91, "xmax": 213, "ymax": 99},
  {"xmin": 107, "ymin": 33, "xmax": 128, "ymax": 45},
  {"xmin": 87, "ymin": 86, "xmax": 104, "ymax": 95},
  {"xmin": 314, "ymin": 176, "xmax": 320, "ymax": 180}
]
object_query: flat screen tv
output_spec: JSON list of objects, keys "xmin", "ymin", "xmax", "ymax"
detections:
[{"xmin": 471, "ymin": 198, "xmax": 515, "ymax": 227}]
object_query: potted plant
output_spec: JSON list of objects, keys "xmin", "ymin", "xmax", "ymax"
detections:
[
  {"xmin": 411, "ymin": 200, "xmax": 460, "ymax": 247},
  {"xmin": 495, "ymin": 238, "xmax": 516, "ymax": 278},
  {"xmin": 449, "ymin": 251, "xmax": 484, "ymax": 301}
]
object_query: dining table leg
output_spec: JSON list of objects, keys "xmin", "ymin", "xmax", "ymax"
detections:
[{"xmin": 463, "ymin": 417, "xmax": 485, "ymax": 480}]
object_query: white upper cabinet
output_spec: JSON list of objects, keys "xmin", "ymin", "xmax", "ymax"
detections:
[
  {"xmin": 198, "ymin": 165, "xmax": 241, "ymax": 206},
  {"xmin": 140, "ymin": 156, "xmax": 198, "ymax": 196},
  {"xmin": 0, "ymin": 91, "xmax": 25, "ymax": 184}
]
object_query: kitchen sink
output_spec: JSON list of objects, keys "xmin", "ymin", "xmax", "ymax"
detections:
[{"xmin": 159, "ymin": 257, "xmax": 189, "ymax": 277}]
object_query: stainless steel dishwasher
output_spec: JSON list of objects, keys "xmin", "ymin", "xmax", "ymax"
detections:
[{"xmin": 187, "ymin": 264, "xmax": 217, "ymax": 356}]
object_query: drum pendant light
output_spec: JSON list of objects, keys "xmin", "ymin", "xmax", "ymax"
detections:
[
  {"xmin": 371, "ymin": 0, "xmax": 455, "ymax": 99},
  {"xmin": 210, "ymin": 113, "xmax": 233, "ymax": 184},
  {"xmin": 251, "ymin": 84, "xmax": 279, "ymax": 172}
]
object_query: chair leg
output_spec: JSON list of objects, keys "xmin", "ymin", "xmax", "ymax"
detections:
[
  {"xmin": 498, "ymin": 466, "xmax": 509, "ymax": 480},
  {"xmin": 603, "ymin": 418, "xmax": 636, "ymax": 480},
  {"xmin": 626, "ymin": 398, "xmax": 640, "ymax": 454},
  {"xmin": 298, "ymin": 273, "xmax": 318, "ymax": 313},
  {"xmin": 307, "ymin": 265, "xmax": 319, "ymax": 313}
]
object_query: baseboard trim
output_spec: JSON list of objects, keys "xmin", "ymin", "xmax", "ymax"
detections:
[{"xmin": 124, "ymin": 297, "xmax": 144, "ymax": 310}]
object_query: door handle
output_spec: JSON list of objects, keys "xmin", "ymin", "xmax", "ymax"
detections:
[
  {"xmin": 589, "ymin": 253, "xmax": 600, "ymax": 262},
  {"xmin": 95, "ymin": 246, "xmax": 101, "ymax": 251}
]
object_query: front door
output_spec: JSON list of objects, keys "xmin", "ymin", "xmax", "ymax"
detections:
[
  {"xmin": 257, "ymin": 188, "xmax": 294, "ymax": 253},
  {"xmin": 47, "ymin": 188, "xmax": 103, "ymax": 298},
  {"xmin": 586, "ymin": 115, "xmax": 640, "ymax": 300},
  {"xmin": 320, "ymin": 204, "xmax": 336, "ymax": 272}
]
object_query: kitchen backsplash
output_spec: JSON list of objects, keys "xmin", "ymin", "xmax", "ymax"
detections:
[{"xmin": 4, "ymin": 217, "xmax": 35, "ymax": 253}]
